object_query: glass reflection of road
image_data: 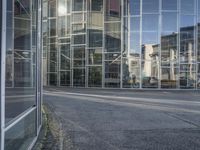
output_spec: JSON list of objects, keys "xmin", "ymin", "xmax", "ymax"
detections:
[{"xmin": 5, "ymin": 88, "xmax": 36, "ymax": 124}]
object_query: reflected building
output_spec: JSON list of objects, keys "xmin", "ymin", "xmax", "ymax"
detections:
[
  {"xmin": 43, "ymin": 0, "xmax": 200, "ymax": 89},
  {"xmin": 1, "ymin": 0, "xmax": 42, "ymax": 149}
]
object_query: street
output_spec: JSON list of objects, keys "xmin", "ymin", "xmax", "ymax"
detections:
[{"xmin": 44, "ymin": 87, "xmax": 200, "ymax": 150}]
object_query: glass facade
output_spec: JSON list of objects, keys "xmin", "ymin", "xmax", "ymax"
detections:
[
  {"xmin": 43, "ymin": 0, "xmax": 200, "ymax": 89},
  {"xmin": 1, "ymin": 0, "xmax": 42, "ymax": 149}
]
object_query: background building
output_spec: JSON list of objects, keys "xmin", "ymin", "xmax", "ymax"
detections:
[
  {"xmin": 1, "ymin": 0, "xmax": 42, "ymax": 149},
  {"xmin": 43, "ymin": 0, "xmax": 200, "ymax": 89}
]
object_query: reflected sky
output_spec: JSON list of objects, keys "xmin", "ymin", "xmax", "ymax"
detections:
[{"xmin": 128, "ymin": 0, "xmax": 199, "ymax": 54}]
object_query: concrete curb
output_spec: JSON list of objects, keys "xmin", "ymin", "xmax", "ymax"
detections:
[{"xmin": 32, "ymin": 105, "xmax": 63, "ymax": 150}]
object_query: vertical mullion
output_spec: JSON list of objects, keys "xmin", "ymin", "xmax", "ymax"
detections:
[
  {"xmin": 102, "ymin": 0, "xmax": 105, "ymax": 88},
  {"xmin": 85, "ymin": 0, "xmax": 88, "ymax": 88},
  {"xmin": 178, "ymin": 0, "xmax": 181, "ymax": 89},
  {"xmin": 196, "ymin": 0, "xmax": 198, "ymax": 89},
  {"xmin": 140, "ymin": 0, "xmax": 142, "ymax": 89},
  {"xmin": 120, "ymin": 0, "xmax": 123, "ymax": 89},
  {"xmin": 37, "ymin": 0, "xmax": 42, "ymax": 131},
  {"xmin": 70, "ymin": 0, "xmax": 73, "ymax": 87},
  {"xmin": 1, "ymin": 0, "xmax": 7, "ymax": 148},
  {"xmin": 158, "ymin": 0, "xmax": 161, "ymax": 89},
  {"xmin": 33, "ymin": 0, "xmax": 38, "ymax": 135}
]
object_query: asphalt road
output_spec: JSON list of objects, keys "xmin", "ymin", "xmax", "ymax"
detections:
[{"xmin": 44, "ymin": 87, "xmax": 200, "ymax": 150}]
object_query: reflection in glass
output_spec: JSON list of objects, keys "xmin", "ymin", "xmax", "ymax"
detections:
[
  {"xmin": 73, "ymin": 46, "xmax": 85, "ymax": 67},
  {"xmin": 5, "ymin": 111, "xmax": 36, "ymax": 150},
  {"xmin": 60, "ymin": 71, "xmax": 70, "ymax": 86},
  {"xmin": 161, "ymin": 34, "xmax": 178, "ymax": 64},
  {"xmin": 142, "ymin": 14, "xmax": 159, "ymax": 31},
  {"xmin": 180, "ymin": 26, "xmax": 195, "ymax": 63},
  {"xmin": 161, "ymin": 67, "xmax": 178, "ymax": 88},
  {"xmin": 129, "ymin": 0, "xmax": 140, "ymax": 16},
  {"xmin": 105, "ymin": 0, "xmax": 121, "ymax": 21},
  {"xmin": 142, "ymin": 60, "xmax": 159, "ymax": 88},
  {"xmin": 5, "ymin": 0, "xmax": 36, "ymax": 123},
  {"xmin": 162, "ymin": 12, "xmax": 178, "ymax": 32},
  {"xmin": 48, "ymin": 73, "xmax": 57, "ymax": 86},
  {"xmin": 88, "ymin": 48, "xmax": 102, "ymax": 65},
  {"xmin": 162, "ymin": 0, "xmax": 178, "ymax": 10},
  {"xmin": 88, "ymin": 67, "xmax": 102, "ymax": 87},
  {"xmin": 142, "ymin": 0, "xmax": 159, "ymax": 14},
  {"xmin": 181, "ymin": 0, "xmax": 195, "ymax": 14},
  {"xmin": 60, "ymin": 44, "xmax": 70, "ymax": 70},
  {"xmin": 91, "ymin": 0, "xmax": 103, "ymax": 11},
  {"xmin": 73, "ymin": 0, "xmax": 85, "ymax": 11},
  {"xmin": 43, "ymin": 0, "xmax": 200, "ymax": 90},
  {"xmin": 123, "ymin": 58, "xmax": 140, "ymax": 88},
  {"xmin": 89, "ymin": 30, "xmax": 103, "ymax": 47},
  {"xmin": 130, "ymin": 17, "xmax": 140, "ymax": 32},
  {"xmin": 73, "ymin": 69, "xmax": 85, "ymax": 87},
  {"xmin": 105, "ymin": 61, "xmax": 121, "ymax": 88}
]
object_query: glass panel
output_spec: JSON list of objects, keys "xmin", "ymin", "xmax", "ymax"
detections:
[
  {"xmin": 60, "ymin": 44, "xmax": 70, "ymax": 70},
  {"xmin": 105, "ymin": 22, "xmax": 121, "ymax": 52},
  {"xmin": 142, "ymin": 14, "xmax": 159, "ymax": 31},
  {"xmin": 130, "ymin": 32, "xmax": 140, "ymax": 55},
  {"xmin": 88, "ymin": 12, "xmax": 103, "ymax": 28},
  {"xmin": 142, "ymin": 0, "xmax": 159, "ymax": 14},
  {"xmin": 123, "ymin": 58, "xmax": 140, "ymax": 88},
  {"xmin": 88, "ymin": 67, "xmax": 102, "ymax": 87},
  {"xmin": 105, "ymin": 0, "xmax": 121, "ymax": 21},
  {"xmin": 49, "ymin": 51, "xmax": 57, "ymax": 72},
  {"xmin": 58, "ymin": 0, "xmax": 67, "ymax": 16},
  {"xmin": 88, "ymin": 48, "xmax": 102, "ymax": 65},
  {"xmin": 60, "ymin": 71, "xmax": 70, "ymax": 86},
  {"xmin": 161, "ymin": 67, "xmax": 178, "ymax": 88},
  {"xmin": 161, "ymin": 34, "xmax": 178, "ymax": 64},
  {"xmin": 130, "ymin": 17, "xmax": 140, "ymax": 32},
  {"xmin": 58, "ymin": 16, "xmax": 70, "ymax": 37},
  {"xmin": 129, "ymin": 0, "xmax": 140, "ymax": 16},
  {"xmin": 181, "ymin": 0, "xmax": 195, "ymax": 14},
  {"xmin": 162, "ymin": 12, "xmax": 178, "ymax": 33},
  {"xmin": 73, "ymin": 69, "xmax": 85, "ymax": 87},
  {"xmin": 88, "ymin": 30, "xmax": 102, "ymax": 47},
  {"xmin": 73, "ymin": 46, "xmax": 85, "ymax": 67},
  {"xmin": 5, "ymin": 110, "xmax": 36, "ymax": 150},
  {"xmin": 162, "ymin": 0, "xmax": 178, "ymax": 10},
  {"xmin": 91, "ymin": 0, "xmax": 103, "ymax": 11},
  {"xmin": 105, "ymin": 61, "xmax": 121, "ymax": 88},
  {"xmin": 142, "ymin": 32, "xmax": 158, "ymax": 46},
  {"xmin": 48, "ymin": 73, "xmax": 57, "ymax": 86},
  {"xmin": 49, "ymin": 1, "xmax": 56, "ymax": 17},
  {"xmin": 72, "ymin": 34, "xmax": 85, "ymax": 44},
  {"xmin": 142, "ymin": 7, "xmax": 160, "ymax": 89},
  {"xmin": 161, "ymin": 12, "xmax": 178, "ymax": 69},
  {"xmin": 5, "ymin": 0, "xmax": 36, "ymax": 123},
  {"xmin": 72, "ymin": 23, "xmax": 86, "ymax": 34},
  {"xmin": 180, "ymin": 15, "xmax": 195, "ymax": 63},
  {"xmin": 142, "ymin": 60, "xmax": 159, "ymax": 88},
  {"xmin": 73, "ymin": 0, "xmax": 84, "ymax": 11},
  {"xmin": 49, "ymin": 19, "xmax": 56, "ymax": 37},
  {"xmin": 72, "ymin": 13, "xmax": 85, "ymax": 22},
  {"xmin": 180, "ymin": 64, "xmax": 196, "ymax": 89}
]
